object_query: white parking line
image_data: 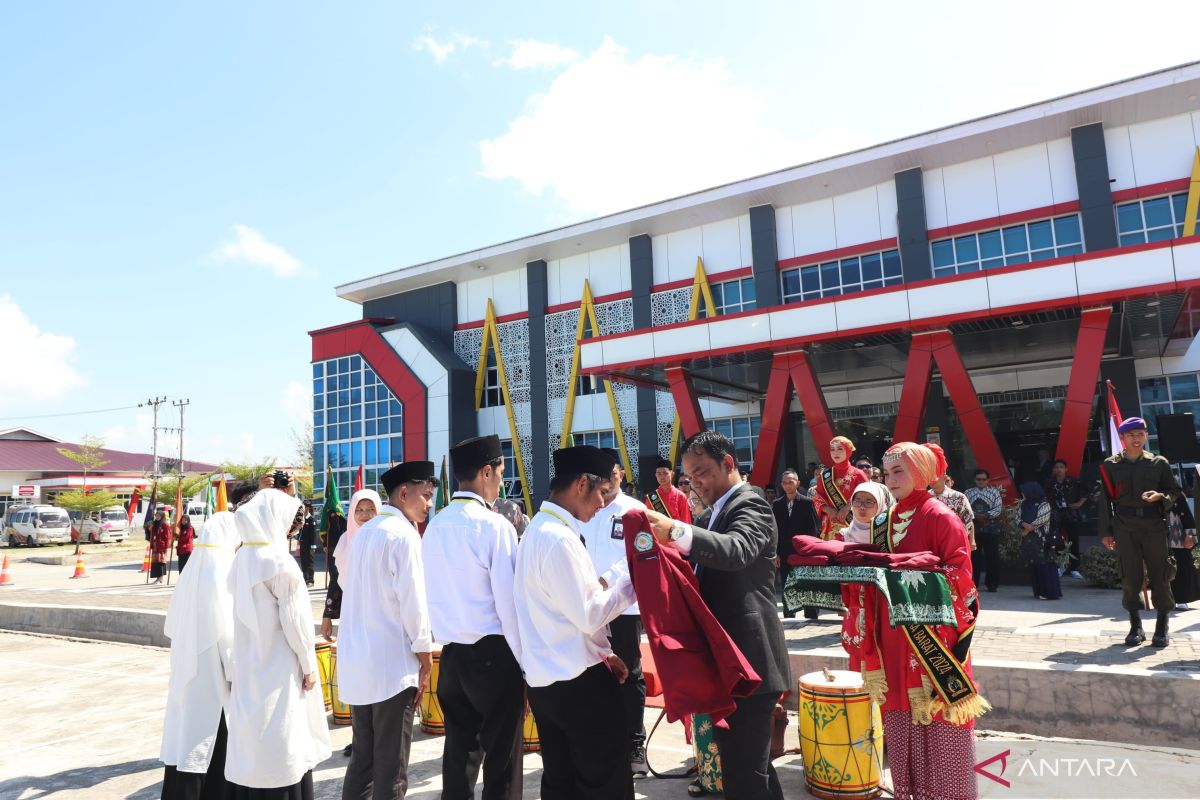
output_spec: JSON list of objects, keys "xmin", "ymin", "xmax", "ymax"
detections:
[
  {"xmin": 0, "ymin": 657, "xmax": 170, "ymax": 680},
  {"xmin": 6, "ymin": 711, "xmax": 165, "ymax": 755}
]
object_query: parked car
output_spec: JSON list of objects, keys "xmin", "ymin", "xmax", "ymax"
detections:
[
  {"xmin": 75, "ymin": 506, "xmax": 131, "ymax": 544},
  {"xmin": 5, "ymin": 505, "xmax": 73, "ymax": 546}
]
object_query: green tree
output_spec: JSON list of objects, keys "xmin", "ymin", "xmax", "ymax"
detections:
[
  {"xmin": 56, "ymin": 435, "xmax": 110, "ymax": 498},
  {"xmin": 153, "ymin": 474, "xmax": 213, "ymax": 505},
  {"xmin": 289, "ymin": 424, "xmax": 314, "ymax": 498},
  {"xmin": 57, "ymin": 488, "xmax": 121, "ymax": 520},
  {"xmin": 219, "ymin": 457, "xmax": 278, "ymax": 483}
]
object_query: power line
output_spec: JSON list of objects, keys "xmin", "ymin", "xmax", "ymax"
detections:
[{"xmin": 0, "ymin": 404, "xmax": 141, "ymax": 422}]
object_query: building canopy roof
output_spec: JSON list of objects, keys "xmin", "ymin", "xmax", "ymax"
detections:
[{"xmin": 0, "ymin": 428, "xmax": 219, "ymax": 474}]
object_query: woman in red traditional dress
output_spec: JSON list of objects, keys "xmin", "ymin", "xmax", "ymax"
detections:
[
  {"xmin": 150, "ymin": 509, "xmax": 171, "ymax": 584},
  {"xmin": 866, "ymin": 442, "xmax": 988, "ymax": 800},
  {"xmin": 811, "ymin": 436, "xmax": 869, "ymax": 540}
]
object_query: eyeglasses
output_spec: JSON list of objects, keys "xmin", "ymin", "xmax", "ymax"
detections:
[{"xmin": 850, "ymin": 499, "xmax": 878, "ymax": 509}]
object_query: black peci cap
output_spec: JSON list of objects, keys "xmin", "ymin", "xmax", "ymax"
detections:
[
  {"xmin": 451, "ymin": 435, "xmax": 504, "ymax": 473},
  {"xmin": 553, "ymin": 445, "xmax": 616, "ymax": 478},
  {"xmin": 381, "ymin": 461, "xmax": 436, "ymax": 495}
]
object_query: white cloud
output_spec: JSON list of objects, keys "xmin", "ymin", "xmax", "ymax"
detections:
[
  {"xmin": 0, "ymin": 296, "xmax": 86, "ymax": 411},
  {"xmin": 480, "ymin": 38, "xmax": 866, "ymax": 218},
  {"xmin": 413, "ymin": 31, "xmax": 487, "ymax": 64},
  {"xmin": 496, "ymin": 39, "xmax": 579, "ymax": 70},
  {"xmin": 208, "ymin": 224, "xmax": 303, "ymax": 278},
  {"xmin": 100, "ymin": 411, "xmax": 153, "ymax": 454}
]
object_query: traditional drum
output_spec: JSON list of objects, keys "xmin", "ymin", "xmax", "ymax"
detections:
[
  {"xmin": 419, "ymin": 647, "xmax": 444, "ymax": 735},
  {"xmin": 315, "ymin": 641, "xmax": 333, "ymax": 712},
  {"xmin": 798, "ymin": 670, "xmax": 883, "ymax": 800},
  {"xmin": 521, "ymin": 710, "xmax": 540, "ymax": 753},
  {"xmin": 690, "ymin": 713, "xmax": 723, "ymax": 793},
  {"xmin": 330, "ymin": 644, "xmax": 352, "ymax": 726}
]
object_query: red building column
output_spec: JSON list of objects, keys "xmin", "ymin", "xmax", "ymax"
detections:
[
  {"xmin": 665, "ymin": 367, "xmax": 706, "ymax": 438},
  {"xmin": 748, "ymin": 354, "xmax": 796, "ymax": 490},
  {"xmin": 927, "ymin": 331, "xmax": 1016, "ymax": 503},
  {"xmin": 893, "ymin": 335, "xmax": 936, "ymax": 444},
  {"xmin": 788, "ymin": 351, "xmax": 836, "ymax": 466},
  {"xmin": 1054, "ymin": 306, "xmax": 1113, "ymax": 475}
]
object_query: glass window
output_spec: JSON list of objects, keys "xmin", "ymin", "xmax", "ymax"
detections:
[
  {"xmin": 781, "ymin": 248, "xmax": 904, "ymax": 304},
  {"xmin": 1115, "ymin": 192, "xmax": 1188, "ymax": 244},
  {"xmin": 705, "ymin": 415, "xmax": 760, "ymax": 472},
  {"xmin": 929, "ymin": 214, "xmax": 1084, "ymax": 277},
  {"xmin": 1169, "ymin": 374, "xmax": 1200, "ymax": 401},
  {"xmin": 1138, "ymin": 372, "xmax": 1200, "ymax": 452},
  {"xmin": 711, "ymin": 277, "xmax": 756, "ymax": 314}
]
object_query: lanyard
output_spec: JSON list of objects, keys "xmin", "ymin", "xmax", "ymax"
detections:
[
  {"xmin": 540, "ymin": 508, "xmax": 584, "ymax": 544},
  {"xmin": 451, "ymin": 497, "xmax": 487, "ymax": 508}
]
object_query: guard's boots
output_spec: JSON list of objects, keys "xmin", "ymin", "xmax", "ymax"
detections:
[
  {"xmin": 1152, "ymin": 611, "xmax": 1170, "ymax": 648},
  {"xmin": 1125, "ymin": 610, "xmax": 1146, "ymax": 646}
]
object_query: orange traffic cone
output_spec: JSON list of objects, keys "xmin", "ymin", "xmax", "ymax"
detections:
[
  {"xmin": 0, "ymin": 553, "xmax": 12, "ymax": 587},
  {"xmin": 69, "ymin": 544, "xmax": 88, "ymax": 579},
  {"xmin": 140, "ymin": 544, "xmax": 151, "ymax": 573}
]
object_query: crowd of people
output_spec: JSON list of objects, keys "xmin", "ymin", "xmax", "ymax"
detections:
[{"xmin": 154, "ymin": 415, "xmax": 1193, "ymax": 800}]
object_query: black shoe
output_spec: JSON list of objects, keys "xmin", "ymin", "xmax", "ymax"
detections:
[
  {"xmin": 631, "ymin": 744, "xmax": 648, "ymax": 777},
  {"xmin": 343, "ymin": 743, "xmax": 353, "ymax": 757},
  {"xmin": 1152, "ymin": 612, "xmax": 1170, "ymax": 647},
  {"xmin": 803, "ymin": 608, "xmax": 819, "ymax": 620},
  {"xmin": 1125, "ymin": 611, "xmax": 1145, "ymax": 646}
]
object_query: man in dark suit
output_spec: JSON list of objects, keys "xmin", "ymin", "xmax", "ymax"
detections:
[
  {"xmin": 644, "ymin": 430, "xmax": 790, "ymax": 800},
  {"xmin": 772, "ymin": 468, "xmax": 818, "ymax": 619}
]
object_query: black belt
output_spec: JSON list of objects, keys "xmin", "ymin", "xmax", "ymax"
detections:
[{"xmin": 1115, "ymin": 506, "xmax": 1163, "ymax": 519}]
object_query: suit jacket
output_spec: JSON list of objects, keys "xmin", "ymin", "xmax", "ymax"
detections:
[
  {"xmin": 686, "ymin": 483, "xmax": 791, "ymax": 695},
  {"xmin": 772, "ymin": 494, "xmax": 818, "ymax": 559},
  {"xmin": 623, "ymin": 510, "xmax": 761, "ymax": 724}
]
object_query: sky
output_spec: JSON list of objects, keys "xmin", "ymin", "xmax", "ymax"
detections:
[{"xmin": 2, "ymin": 1, "xmax": 1199, "ymax": 467}]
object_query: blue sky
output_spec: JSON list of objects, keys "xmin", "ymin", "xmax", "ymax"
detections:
[{"xmin": 2, "ymin": 2, "xmax": 1198, "ymax": 466}]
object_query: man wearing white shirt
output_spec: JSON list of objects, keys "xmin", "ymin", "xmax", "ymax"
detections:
[
  {"xmin": 338, "ymin": 461, "xmax": 435, "ymax": 800},
  {"xmin": 423, "ymin": 435, "xmax": 523, "ymax": 800},
  {"xmin": 583, "ymin": 449, "xmax": 650, "ymax": 777},
  {"xmin": 515, "ymin": 445, "xmax": 636, "ymax": 800}
]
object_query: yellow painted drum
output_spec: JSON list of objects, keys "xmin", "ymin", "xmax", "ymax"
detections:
[
  {"xmin": 315, "ymin": 642, "xmax": 333, "ymax": 712},
  {"xmin": 798, "ymin": 670, "xmax": 883, "ymax": 800},
  {"xmin": 419, "ymin": 647, "xmax": 444, "ymax": 735},
  {"xmin": 521, "ymin": 710, "xmax": 540, "ymax": 753},
  {"xmin": 330, "ymin": 644, "xmax": 352, "ymax": 726}
]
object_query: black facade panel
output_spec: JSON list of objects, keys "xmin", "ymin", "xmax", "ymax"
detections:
[
  {"xmin": 629, "ymin": 234, "xmax": 659, "ymax": 467},
  {"xmin": 1071, "ymin": 124, "xmax": 1119, "ymax": 252},
  {"xmin": 448, "ymin": 368, "xmax": 478, "ymax": 456},
  {"xmin": 1101, "ymin": 358, "xmax": 1140, "ymax": 425},
  {"xmin": 526, "ymin": 260, "xmax": 550, "ymax": 505},
  {"xmin": 362, "ymin": 282, "xmax": 458, "ymax": 347},
  {"xmin": 894, "ymin": 168, "xmax": 932, "ymax": 283},
  {"xmin": 749, "ymin": 204, "xmax": 781, "ymax": 308}
]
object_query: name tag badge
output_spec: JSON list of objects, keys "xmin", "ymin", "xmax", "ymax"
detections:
[{"xmin": 611, "ymin": 516, "xmax": 624, "ymax": 540}]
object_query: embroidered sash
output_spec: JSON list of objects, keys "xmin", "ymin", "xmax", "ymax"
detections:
[
  {"xmin": 646, "ymin": 490, "xmax": 672, "ymax": 519},
  {"xmin": 820, "ymin": 467, "xmax": 850, "ymax": 514}
]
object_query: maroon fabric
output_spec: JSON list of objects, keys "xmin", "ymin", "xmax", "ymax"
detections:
[
  {"xmin": 836, "ymin": 550, "xmax": 942, "ymax": 570},
  {"xmin": 622, "ymin": 510, "xmax": 760, "ymax": 725},
  {"xmin": 176, "ymin": 525, "xmax": 195, "ymax": 555},
  {"xmin": 790, "ymin": 534, "xmax": 941, "ymax": 570},
  {"xmin": 151, "ymin": 521, "xmax": 171, "ymax": 558},
  {"xmin": 786, "ymin": 554, "xmax": 831, "ymax": 566},
  {"xmin": 883, "ymin": 710, "xmax": 978, "ymax": 800}
]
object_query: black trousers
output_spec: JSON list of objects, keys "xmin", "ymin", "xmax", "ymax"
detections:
[
  {"xmin": 527, "ymin": 663, "xmax": 632, "ymax": 800},
  {"xmin": 162, "ymin": 713, "xmax": 227, "ymax": 800},
  {"xmin": 607, "ymin": 615, "xmax": 646, "ymax": 746},
  {"xmin": 342, "ymin": 686, "xmax": 417, "ymax": 800},
  {"xmin": 177, "ymin": 552, "xmax": 191, "ymax": 573},
  {"xmin": 972, "ymin": 530, "xmax": 1001, "ymax": 591},
  {"xmin": 710, "ymin": 692, "xmax": 784, "ymax": 800},
  {"xmin": 439, "ymin": 636, "xmax": 524, "ymax": 800},
  {"xmin": 299, "ymin": 544, "xmax": 315, "ymax": 584}
]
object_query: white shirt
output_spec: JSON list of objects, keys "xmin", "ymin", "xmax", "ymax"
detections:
[
  {"xmin": 337, "ymin": 504, "xmax": 433, "ymax": 706},
  {"xmin": 676, "ymin": 480, "xmax": 745, "ymax": 555},
  {"xmin": 582, "ymin": 490, "xmax": 645, "ymax": 616},
  {"xmin": 422, "ymin": 491, "xmax": 522, "ymax": 663},
  {"xmin": 514, "ymin": 501, "xmax": 636, "ymax": 687}
]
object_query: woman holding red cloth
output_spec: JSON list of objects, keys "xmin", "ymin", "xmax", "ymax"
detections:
[
  {"xmin": 174, "ymin": 515, "xmax": 196, "ymax": 573},
  {"xmin": 812, "ymin": 436, "xmax": 868, "ymax": 540},
  {"xmin": 865, "ymin": 442, "xmax": 988, "ymax": 800},
  {"xmin": 150, "ymin": 509, "xmax": 171, "ymax": 584}
]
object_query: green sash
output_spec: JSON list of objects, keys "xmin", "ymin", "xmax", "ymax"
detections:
[
  {"xmin": 646, "ymin": 489, "xmax": 672, "ymax": 519},
  {"xmin": 820, "ymin": 467, "xmax": 849, "ymax": 514}
]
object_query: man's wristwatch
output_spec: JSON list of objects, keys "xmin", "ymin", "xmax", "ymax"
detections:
[{"xmin": 669, "ymin": 522, "xmax": 687, "ymax": 542}]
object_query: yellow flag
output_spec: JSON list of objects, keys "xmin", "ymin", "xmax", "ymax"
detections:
[{"xmin": 215, "ymin": 478, "xmax": 229, "ymax": 512}]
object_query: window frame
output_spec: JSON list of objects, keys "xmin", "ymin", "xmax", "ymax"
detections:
[{"xmin": 780, "ymin": 248, "xmax": 904, "ymax": 304}]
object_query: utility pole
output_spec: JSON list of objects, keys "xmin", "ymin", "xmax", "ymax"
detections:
[
  {"xmin": 139, "ymin": 397, "xmax": 168, "ymax": 478},
  {"xmin": 173, "ymin": 398, "xmax": 190, "ymax": 473}
]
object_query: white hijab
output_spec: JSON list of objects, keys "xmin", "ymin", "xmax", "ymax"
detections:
[
  {"xmin": 230, "ymin": 489, "xmax": 303, "ymax": 642},
  {"xmin": 333, "ymin": 488, "xmax": 383, "ymax": 566},
  {"xmin": 843, "ymin": 482, "xmax": 895, "ymax": 544},
  {"xmin": 163, "ymin": 511, "xmax": 239, "ymax": 704}
]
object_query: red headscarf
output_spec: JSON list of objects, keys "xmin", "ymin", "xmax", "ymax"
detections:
[
  {"xmin": 830, "ymin": 435, "xmax": 856, "ymax": 476},
  {"xmin": 924, "ymin": 442, "xmax": 948, "ymax": 479}
]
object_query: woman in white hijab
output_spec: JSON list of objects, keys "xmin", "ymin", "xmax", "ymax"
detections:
[
  {"xmin": 159, "ymin": 511, "xmax": 239, "ymax": 800},
  {"xmin": 225, "ymin": 489, "xmax": 331, "ymax": 799},
  {"xmin": 840, "ymin": 481, "xmax": 896, "ymax": 674},
  {"xmin": 842, "ymin": 481, "xmax": 895, "ymax": 544}
]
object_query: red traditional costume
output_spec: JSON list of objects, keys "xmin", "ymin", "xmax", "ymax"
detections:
[
  {"xmin": 812, "ymin": 436, "xmax": 868, "ymax": 540},
  {"xmin": 862, "ymin": 442, "xmax": 988, "ymax": 800}
]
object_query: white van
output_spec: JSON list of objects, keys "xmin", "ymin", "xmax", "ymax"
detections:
[
  {"xmin": 5, "ymin": 505, "xmax": 73, "ymax": 546},
  {"xmin": 78, "ymin": 506, "xmax": 131, "ymax": 543}
]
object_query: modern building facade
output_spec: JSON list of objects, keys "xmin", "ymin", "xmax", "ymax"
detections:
[{"xmin": 314, "ymin": 62, "xmax": 1200, "ymax": 509}]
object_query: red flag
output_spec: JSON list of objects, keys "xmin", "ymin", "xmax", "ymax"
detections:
[
  {"xmin": 127, "ymin": 488, "xmax": 141, "ymax": 524},
  {"xmin": 1106, "ymin": 380, "xmax": 1124, "ymax": 456},
  {"xmin": 353, "ymin": 464, "xmax": 364, "ymax": 493}
]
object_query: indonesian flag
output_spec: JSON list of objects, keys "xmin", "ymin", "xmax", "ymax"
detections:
[
  {"xmin": 1106, "ymin": 380, "xmax": 1124, "ymax": 456},
  {"xmin": 353, "ymin": 464, "xmax": 364, "ymax": 494},
  {"xmin": 127, "ymin": 488, "xmax": 141, "ymax": 524}
]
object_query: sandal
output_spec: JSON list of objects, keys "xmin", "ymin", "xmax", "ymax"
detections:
[{"xmin": 687, "ymin": 779, "xmax": 708, "ymax": 797}]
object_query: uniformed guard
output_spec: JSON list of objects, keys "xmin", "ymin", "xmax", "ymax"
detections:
[{"xmin": 1098, "ymin": 417, "xmax": 1181, "ymax": 647}]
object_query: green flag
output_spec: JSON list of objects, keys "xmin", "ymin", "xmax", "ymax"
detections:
[
  {"xmin": 320, "ymin": 464, "xmax": 344, "ymax": 535},
  {"xmin": 204, "ymin": 479, "xmax": 216, "ymax": 518},
  {"xmin": 434, "ymin": 455, "xmax": 449, "ymax": 511}
]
